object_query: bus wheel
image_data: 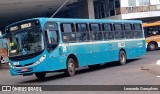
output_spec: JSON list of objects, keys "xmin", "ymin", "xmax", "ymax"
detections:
[
  {"xmin": 35, "ymin": 72, "xmax": 46, "ymax": 80},
  {"xmin": 65, "ymin": 58, "xmax": 76, "ymax": 76},
  {"xmin": 119, "ymin": 50, "xmax": 126, "ymax": 65},
  {"xmin": 148, "ymin": 42, "xmax": 157, "ymax": 51}
]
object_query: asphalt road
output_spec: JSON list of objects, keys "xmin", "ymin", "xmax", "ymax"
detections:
[{"xmin": 0, "ymin": 50, "xmax": 160, "ymax": 94}]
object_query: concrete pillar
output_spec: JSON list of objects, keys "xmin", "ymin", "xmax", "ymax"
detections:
[
  {"xmin": 87, "ymin": 0, "xmax": 95, "ymax": 19},
  {"xmin": 77, "ymin": 0, "xmax": 95, "ymax": 19}
]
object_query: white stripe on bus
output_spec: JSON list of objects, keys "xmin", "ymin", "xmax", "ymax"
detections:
[{"xmin": 59, "ymin": 38, "xmax": 145, "ymax": 46}]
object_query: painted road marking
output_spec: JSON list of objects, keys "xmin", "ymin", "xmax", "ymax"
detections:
[
  {"xmin": 157, "ymin": 76, "xmax": 160, "ymax": 78},
  {"xmin": 156, "ymin": 60, "xmax": 160, "ymax": 65}
]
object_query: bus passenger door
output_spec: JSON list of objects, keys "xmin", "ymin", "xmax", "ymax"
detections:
[
  {"xmin": 46, "ymin": 29, "xmax": 61, "ymax": 70},
  {"xmin": 45, "ymin": 22, "xmax": 60, "ymax": 71}
]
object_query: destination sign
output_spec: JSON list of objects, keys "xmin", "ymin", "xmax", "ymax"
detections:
[
  {"xmin": 10, "ymin": 26, "xmax": 18, "ymax": 31},
  {"xmin": 21, "ymin": 23, "xmax": 31, "ymax": 29},
  {"xmin": 9, "ymin": 20, "xmax": 39, "ymax": 32}
]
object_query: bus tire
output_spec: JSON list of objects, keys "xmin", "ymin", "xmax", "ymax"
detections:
[
  {"xmin": 65, "ymin": 58, "xmax": 76, "ymax": 76},
  {"xmin": 35, "ymin": 72, "xmax": 46, "ymax": 80},
  {"xmin": 119, "ymin": 50, "xmax": 127, "ymax": 65},
  {"xmin": 148, "ymin": 42, "xmax": 157, "ymax": 51}
]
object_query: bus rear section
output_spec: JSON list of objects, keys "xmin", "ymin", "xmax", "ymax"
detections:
[{"xmin": 143, "ymin": 22, "xmax": 160, "ymax": 51}]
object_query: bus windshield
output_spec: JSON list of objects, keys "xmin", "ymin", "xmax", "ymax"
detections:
[{"xmin": 8, "ymin": 28, "xmax": 44, "ymax": 57}]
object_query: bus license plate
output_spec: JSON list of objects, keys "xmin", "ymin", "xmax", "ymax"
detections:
[
  {"xmin": 21, "ymin": 68, "xmax": 28, "ymax": 72},
  {"xmin": 13, "ymin": 62, "xmax": 19, "ymax": 65}
]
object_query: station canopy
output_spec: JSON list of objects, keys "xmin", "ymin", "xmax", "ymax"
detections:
[{"xmin": 0, "ymin": 0, "xmax": 78, "ymax": 28}]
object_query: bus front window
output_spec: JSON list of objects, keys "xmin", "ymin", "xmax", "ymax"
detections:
[{"xmin": 9, "ymin": 28, "xmax": 44, "ymax": 57}]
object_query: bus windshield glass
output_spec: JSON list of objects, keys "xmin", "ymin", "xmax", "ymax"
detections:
[{"xmin": 8, "ymin": 28, "xmax": 44, "ymax": 57}]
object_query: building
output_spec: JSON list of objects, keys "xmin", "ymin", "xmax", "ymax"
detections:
[
  {"xmin": 59, "ymin": 0, "xmax": 160, "ymax": 22},
  {"xmin": 93, "ymin": 0, "xmax": 160, "ymax": 22},
  {"xmin": 58, "ymin": 0, "xmax": 160, "ymax": 23}
]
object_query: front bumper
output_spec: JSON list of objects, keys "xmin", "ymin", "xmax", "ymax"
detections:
[{"xmin": 10, "ymin": 60, "xmax": 49, "ymax": 76}]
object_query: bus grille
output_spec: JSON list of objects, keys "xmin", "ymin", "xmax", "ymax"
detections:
[
  {"xmin": 14, "ymin": 62, "xmax": 34, "ymax": 67},
  {"xmin": 9, "ymin": 50, "xmax": 44, "ymax": 61}
]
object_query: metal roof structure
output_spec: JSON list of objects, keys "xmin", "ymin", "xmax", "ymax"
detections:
[{"xmin": 0, "ymin": 0, "xmax": 78, "ymax": 28}]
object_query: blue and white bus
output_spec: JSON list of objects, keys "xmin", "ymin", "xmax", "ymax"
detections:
[{"xmin": 5, "ymin": 18, "xmax": 146, "ymax": 79}]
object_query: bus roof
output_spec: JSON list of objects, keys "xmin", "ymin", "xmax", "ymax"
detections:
[
  {"xmin": 143, "ymin": 21, "xmax": 160, "ymax": 27},
  {"xmin": 42, "ymin": 18, "xmax": 142, "ymax": 23},
  {"xmin": 6, "ymin": 17, "xmax": 142, "ymax": 29}
]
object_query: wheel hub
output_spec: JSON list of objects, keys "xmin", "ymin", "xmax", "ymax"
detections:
[
  {"xmin": 150, "ymin": 44, "xmax": 155, "ymax": 49},
  {"xmin": 120, "ymin": 53, "xmax": 125, "ymax": 63},
  {"xmin": 69, "ymin": 63, "xmax": 74, "ymax": 72}
]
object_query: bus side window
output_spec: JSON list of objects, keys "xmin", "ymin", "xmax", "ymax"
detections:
[
  {"xmin": 61, "ymin": 23, "xmax": 76, "ymax": 43},
  {"xmin": 102, "ymin": 24, "xmax": 111, "ymax": 31},
  {"xmin": 134, "ymin": 24, "xmax": 142, "ymax": 31},
  {"xmin": 145, "ymin": 26, "xmax": 160, "ymax": 38},
  {"xmin": 144, "ymin": 27, "xmax": 152, "ymax": 37},
  {"xmin": 114, "ymin": 23, "xmax": 124, "ymax": 39},
  {"xmin": 150, "ymin": 26, "xmax": 160, "ymax": 35},
  {"xmin": 49, "ymin": 31, "xmax": 59, "ymax": 44},
  {"xmin": 90, "ymin": 24, "xmax": 102, "ymax": 40},
  {"xmin": 133, "ymin": 24, "xmax": 143, "ymax": 38},
  {"xmin": 45, "ymin": 30, "xmax": 58, "ymax": 53},
  {"xmin": 157, "ymin": 26, "xmax": 160, "ymax": 35},
  {"xmin": 102, "ymin": 23, "xmax": 114, "ymax": 40},
  {"xmin": 76, "ymin": 23, "xmax": 89, "ymax": 42},
  {"xmin": 114, "ymin": 24, "xmax": 122, "ymax": 31},
  {"xmin": 90, "ymin": 24, "xmax": 100, "ymax": 32},
  {"xmin": 124, "ymin": 24, "xmax": 131, "ymax": 31},
  {"xmin": 44, "ymin": 22, "xmax": 59, "ymax": 45},
  {"xmin": 124, "ymin": 23, "xmax": 133, "ymax": 39}
]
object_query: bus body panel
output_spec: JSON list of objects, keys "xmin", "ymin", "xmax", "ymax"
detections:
[
  {"xmin": 48, "ymin": 47, "xmax": 61, "ymax": 70},
  {"xmin": 91, "ymin": 43, "xmax": 109, "ymax": 65},
  {"xmin": 65, "ymin": 43, "xmax": 92, "ymax": 67},
  {"xmin": 146, "ymin": 35, "xmax": 160, "ymax": 47},
  {"xmin": 9, "ymin": 50, "xmax": 48, "ymax": 76},
  {"xmin": 10, "ymin": 49, "xmax": 64, "ymax": 76}
]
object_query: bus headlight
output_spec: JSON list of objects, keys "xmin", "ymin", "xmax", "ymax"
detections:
[
  {"xmin": 35, "ymin": 55, "xmax": 46, "ymax": 65},
  {"xmin": 9, "ymin": 63, "xmax": 15, "ymax": 68}
]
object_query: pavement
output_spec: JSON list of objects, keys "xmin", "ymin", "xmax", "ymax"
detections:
[
  {"xmin": 0, "ymin": 63, "xmax": 9, "ymax": 75},
  {"xmin": 141, "ymin": 60, "xmax": 160, "ymax": 76}
]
